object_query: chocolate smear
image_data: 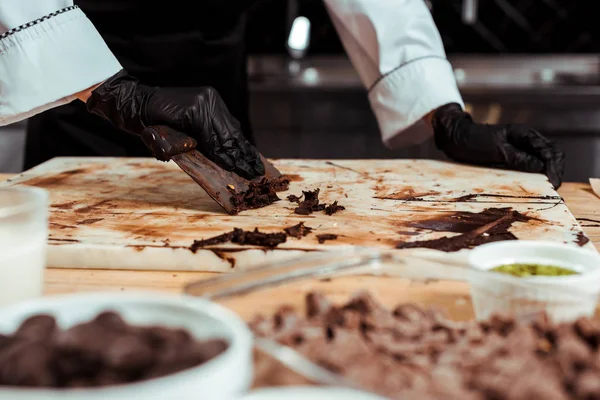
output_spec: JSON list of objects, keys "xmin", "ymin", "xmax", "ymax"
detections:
[
  {"xmin": 324, "ymin": 201, "xmax": 345, "ymax": 216},
  {"xmin": 316, "ymin": 234, "xmax": 338, "ymax": 244},
  {"xmin": 190, "ymin": 232, "xmax": 234, "ymax": 250},
  {"xmin": 452, "ymin": 193, "xmax": 561, "ymax": 202},
  {"xmin": 408, "ymin": 207, "xmax": 531, "ymax": 233},
  {"xmin": 191, "ymin": 228, "xmax": 287, "ymax": 252},
  {"xmin": 284, "ymin": 222, "xmax": 313, "ymax": 239},
  {"xmin": 576, "ymin": 231, "xmax": 590, "ymax": 246},
  {"xmin": 229, "ymin": 177, "xmax": 289, "ymax": 214},
  {"xmin": 397, "ymin": 208, "xmax": 532, "ymax": 252}
]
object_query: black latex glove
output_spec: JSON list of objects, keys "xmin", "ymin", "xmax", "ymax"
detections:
[
  {"xmin": 432, "ymin": 103, "xmax": 565, "ymax": 189},
  {"xmin": 86, "ymin": 70, "xmax": 264, "ymax": 180}
]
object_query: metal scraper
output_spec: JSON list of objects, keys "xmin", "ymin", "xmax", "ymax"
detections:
[{"xmin": 141, "ymin": 125, "xmax": 282, "ymax": 215}]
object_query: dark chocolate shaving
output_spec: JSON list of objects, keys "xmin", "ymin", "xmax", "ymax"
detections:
[
  {"xmin": 190, "ymin": 232, "xmax": 234, "ymax": 250},
  {"xmin": 250, "ymin": 291, "xmax": 600, "ymax": 400},
  {"xmin": 294, "ymin": 188, "xmax": 324, "ymax": 215},
  {"xmin": 576, "ymin": 231, "xmax": 590, "ymax": 246},
  {"xmin": 287, "ymin": 194, "xmax": 302, "ymax": 203},
  {"xmin": 324, "ymin": 201, "xmax": 345, "ymax": 216},
  {"xmin": 397, "ymin": 208, "xmax": 531, "ymax": 252},
  {"xmin": 229, "ymin": 177, "xmax": 289, "ymax": 214},
  {"xmin": 316, "ymin": 234, "xmax": 338, "ymax": 244},
  {"xmin": 284, "ymin": 222, "xmax": 313, "ymax": 239},
  {"xmin": 191, "ymin": 228, "xmax": 287, "ymax": 251}
]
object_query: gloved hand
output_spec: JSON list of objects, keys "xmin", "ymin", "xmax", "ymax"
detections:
[
  {"xmin": 86, "ymin": 70, "xmax": 264, "ymax": 180},
  {"xmin": 432, "ymin": 103, "xmax": 565, "ymax": 189}
]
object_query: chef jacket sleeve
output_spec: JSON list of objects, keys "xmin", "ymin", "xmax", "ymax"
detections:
[
  {"xmin": 0, "ymin": 0, "xmax": 122, "ymax": 126},
  {"xmin": 323, "ymin": 0, "xmax": 465, "ymax": 147}
]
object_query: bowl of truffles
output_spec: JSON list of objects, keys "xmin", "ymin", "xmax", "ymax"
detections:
[{"xmin": 0, "ymin": 291, "xmax": 253, "ymax": 400}]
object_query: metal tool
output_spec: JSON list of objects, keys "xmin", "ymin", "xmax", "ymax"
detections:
[{"xmin": 141, "ymin": 125, "xmax": 282, "ymax": 215}]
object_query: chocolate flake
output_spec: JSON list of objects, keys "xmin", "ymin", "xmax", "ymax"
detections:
[
  {"xmin": 576, "ymin": 231, "xmax": 590, "ymax": 247},
  {"xmin": 287, "ymin": 194, "xmax": 302, "ymax": 203},
  {"xmin": 316, "ymin": 234, "xmax": 338, "ymax": 244},
  {"xmin": 229, "ymin": 177, "xmax": 289, "ymax": 214},
  {"xmin": 397, "ymin": 207, "xmax": 532, "ymax": 252},
  {"xmin": 284, "ymin": 222, "xmax": 313, "ymax": 239},
  {"xmin": 293, "ymin": 188, "xmax": 345, "ymax": 216},
  {"xmin": 324, "ymin": 201, "xmax": 345, "ymax": 216},
  {"xmin": 250, "ymin": 291, "xmax": 600, "ymax": 400},
  {"xmin": 191, "ymin": 228, "xmax": 286, "ymax": 251},
  {"xmin": 294, "ymin": 188, "xmax": 324, "ymax": 215}
]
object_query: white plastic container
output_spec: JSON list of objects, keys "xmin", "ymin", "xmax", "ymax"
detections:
[
  {"xmin": 468, "ymin": 241, "xmax": 600, "ymax": 322},
  {"xmin": 0, "ymin": 187, "xmax": 48, "ymax": 307},
  {"xmin": 0, "ymin": 291, "xmax": 253, "ymax": 400}
]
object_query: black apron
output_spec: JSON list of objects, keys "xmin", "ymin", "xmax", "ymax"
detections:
[{"xmin": 25, "ymin": 0, "xmax": 256, "ymax": 170}]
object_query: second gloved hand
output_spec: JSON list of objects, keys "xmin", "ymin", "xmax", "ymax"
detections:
[
  {"xmin": 85, "ymin": 70, "xmax": 264, "ymax": 180},
  {"xmin": 432, "ymin": 103, "xmax": 565, "ymax": 189}
]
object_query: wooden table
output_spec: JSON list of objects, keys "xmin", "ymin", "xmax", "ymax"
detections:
[{"xmin": 1, "ymin": 174, "xmax": 598, "ymax": 296}]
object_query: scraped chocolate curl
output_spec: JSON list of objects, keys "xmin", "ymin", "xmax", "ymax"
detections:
[
  {"xmin": 249, "ymin": 291, "xmax": 600, "ymax": 400},
  {"xmin": 284, "ymin": 222, "xmax": 313, "ymax": 239},
  {"xmin": 0, "ymin": 312, "xmax": 228, "ymax": 388},
  {"xmin": 294, "ymin": 188, "xmax": 325, "ymax": 215},
  {"xmin": 324, "ymin": 201, "xmax": 345, "ymax": 216},
  {"xmin": 316, "ymin": 234, "xmax": 338, "ymax": 244},
  {"xmin": 229, "ymin": 177, "xmax": 289, "ymax": 214},
  {"xmin": 397, "ymin": 207, "xmax": 532, "ymax": 252},
  {"xmin": 191, "ymin": 228, "xmax": 287, "ymax": 251},
  {"xmin": 287, "ymin": 194, "xmax": 302, "ymax": 203}
]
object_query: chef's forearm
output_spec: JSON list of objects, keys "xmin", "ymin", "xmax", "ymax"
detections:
[
  {"xmin": 0, "ymin": 0, "xmax": 121, "ymax": 126},
  {"xmin": 323, "ymin": 0, "xmax": 464, "ymax": 148}
]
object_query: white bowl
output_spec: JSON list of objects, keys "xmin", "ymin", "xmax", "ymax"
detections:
[
  {"xmin": 241, "ymin": 386, "xmax": 386, "ymax": 400},
  {"xmin": 0, "ymin": 291, "xmax": 253, "ymax": 400},
  {"xmin": 468, "ymin": 241, "xmax": 600, "ymax": 322}
]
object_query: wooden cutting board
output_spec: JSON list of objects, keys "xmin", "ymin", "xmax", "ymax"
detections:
[{"xmin": 1, "ymin": 157, "xmax": 592, "ymax": 271}]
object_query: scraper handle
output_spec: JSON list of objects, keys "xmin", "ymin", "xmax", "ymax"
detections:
[{"xmin": 141, "ymin": 126, "xmax": 197, "ymax": 161}]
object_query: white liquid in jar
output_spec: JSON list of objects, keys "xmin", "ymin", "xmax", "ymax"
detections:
[{"xmin": 0, "ymin": 238, "xmax": 46, "ymax": 307}]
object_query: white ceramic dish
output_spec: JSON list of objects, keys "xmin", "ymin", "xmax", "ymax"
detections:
[
  {"xmin": 241, "ymin": 386, "xmax": 386, "ymax": 400},
  {"xmin": 468, "ymin": 241, "xmax": 600, "ymax": 322},
  {"xmin": 0, "ymin": 291, "xmax": 253, "ymax": 400}
]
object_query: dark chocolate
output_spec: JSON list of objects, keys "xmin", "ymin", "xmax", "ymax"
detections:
[
  {"xmin": 287, "ymin": 194, "xmax": 302, "ymax": 203},
  {"xmin": 316, "ymin": 234, "xmax": 338, "ymax": 244},
  {"xmin": 397, "ymin": 208, "xmax": 532, "ymax": 252},
  {"xmin": 191, "ymin": 228, "xmax": 287, "ymax": 251},
  {"xmin": 0, "ymin": 312, "xmax": 227, "ymax": 388},
  {"xmin": 293, "ymin": 188, "xmax": 344, "ymax": 216},
  {"xmin": 324, "ymin": 201, "xmax": 345, "ymax": 216},
  {"xmin": 229, "ymin": 177, "xmax": 289, "ymax": 214},
  {"xmin": 250, "ymin": 291, "xmax": 600, "ymax": 400},
  {"xmin": 576, "ymin": 231, "xmax": 590, "ymax": 246},
  {"xmin": 284, "ymin": 222, "xmax": 313, "ymax": 239}
]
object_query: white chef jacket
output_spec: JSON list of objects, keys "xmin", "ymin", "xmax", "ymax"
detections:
[{"xmin": 0, "ymin": 0, "xmax": 463, "ymax": 147}]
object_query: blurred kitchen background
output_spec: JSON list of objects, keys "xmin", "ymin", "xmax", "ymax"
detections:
[{"xmin": 1, "ymin": 0, "xmax": 598, "ymax": 182}]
